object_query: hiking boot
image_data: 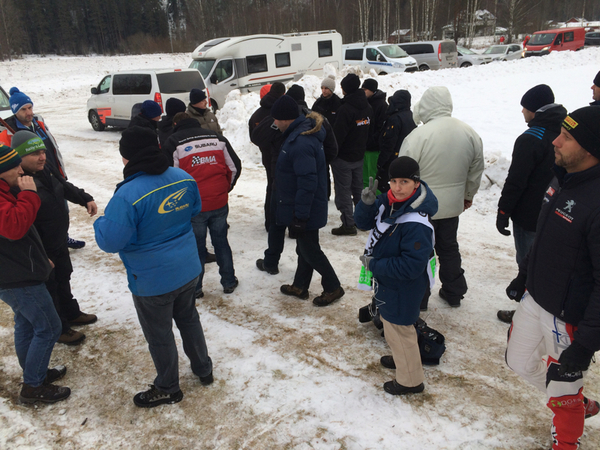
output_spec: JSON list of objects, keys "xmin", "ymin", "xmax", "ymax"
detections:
[
  {"xmin": 69, "ymin": 312, "xmax": 97, "ymax": 326},
  {"xmin": 57, "ymin": 328, "xmax": 86, "ymax": 346},
  {"xmin": 67, "ymin": 237, "xmax": 85, "ymax": 249},
  {"xmin": 584, "ymin": 397, "xmax": 600, "ymax": 419},
  {"xmin": 223, "ymin": 277, "xmax": 239, "ymax": 294},
  {"xmin": 380, "ymin": 355, "xmax": 396, "ymax": 369},
  {"xmin": 205, "ymin": 252, "xmax": 217, "ymax": 264},
  {"xmin": 19, "ymin": 382, "xmax": 71, "ymax": 404},
  {"xmin": 133, "ymin": 384, "xmax": 183, "ymax": 408},
  {"xmin": 313, "ymin": 286, "xmax": 345, "ymax": 307},
  {"xmin": 45, "ymin": 365, "xmax": 67, "ymax": 384},
  {"xmin": 439, "ymin": 288, "xmax": 462, "ymax": 307},
  {"xmin": 497, "ymin": 310, "xmax": 515, "ymax": 324},
  {"xmin": 280, "ymin": 284, "xmax": 309, "ymax": 300},
  {"xmin": 199, "ymin": 371, "xmax": 214, "ymax": 386},
  {"xmin": 383, "ymin": 380, "xmax": 424, "ymax": 396},
  {"xmin": 331, "ymin": 225, "xmax": 357, "ymax": 236},
  {"xmin": 256, "ymin": 259, "xmax": 279, "ymax": 275}
]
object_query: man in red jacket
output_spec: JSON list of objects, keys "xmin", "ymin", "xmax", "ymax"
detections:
[{"xmin": 0, "ymin": 144, "xmax": 70, "ymax": 404}]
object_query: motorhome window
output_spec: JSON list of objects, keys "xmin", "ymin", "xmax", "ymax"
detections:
[
  {"xmin": 318, "ymin": 40, "xmax": 333, "ymax": 57},
  {"xmin": 291, "ymin": 44, "xmax": 301, "ymax": 51},
  {"xmin": 247, "ymin": 55, "xmax": 268, "ymax": 73},
  {"xmin": 157, "ymin": 71, "xmax": 206, "ymax": 93},
  {"xmin": 189, "ymin": 59, "xmax": 216, "ymax": 79},
  {"xmin": 212, "ymin": 60, "xmax": 234, "ymax": 83},
  {"xmin": 379, "ymin": 45, "xmax": 409, "ymax": 58},
  {"xmin": 565, "ymin": 32, "xmax": 574, "ymax": 42},
  {"xmin": 344, "ymin": 49, "xmax": 363, "ymax": 60},
  {"xmin": 98, "ymin": 76, "xmax": 111, "ymax": 94},
  {"xmin": 275, "ymin": 53, "xmax": 291, "ymax": 68},
  {"xmin": 529, "ymin": 33, "xmax": 556, "ymax": 45}
]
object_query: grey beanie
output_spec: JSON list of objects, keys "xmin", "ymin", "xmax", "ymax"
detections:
[{"xmin": 321, "ymin": 77, "xmax": 336, "ymax": 92}]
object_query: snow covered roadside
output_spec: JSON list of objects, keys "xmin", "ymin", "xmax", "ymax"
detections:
[{"xmin": 1, "ymin": 49, "xmax": 599, "ymax": 449}]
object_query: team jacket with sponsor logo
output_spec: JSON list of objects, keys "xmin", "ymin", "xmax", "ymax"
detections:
[
  {"xmin": 524, "ymin": 163, "xmax": 600, "ymax": 351},
  {"xmin": 166, "ymin": 118, "xmax": 241, "ymax": 212},
  {"xmin": 94, "ymin": 167, "xmax": 202, "ymax": 297},
  {"xmin": 332, "ymin": 89, "xmax": 373, "ymax": 162}
]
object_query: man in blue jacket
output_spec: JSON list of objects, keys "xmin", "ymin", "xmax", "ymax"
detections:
[
  {"xmin": 94, "ymin": 126, "xmax": 213, "ymax": 408},
  {"xmin": 271, "ymin": 96, "xmax": 345, "ymax": 307}
]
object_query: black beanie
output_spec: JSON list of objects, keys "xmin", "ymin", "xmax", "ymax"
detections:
[
  {"xmin": 362, "ymin": 78, "xmax": 378, "ymax": 93},
  {"xmin": 341, "ymin": 74, "xmax": 360, "ymax": 94},
  {"xmin": 286, "ymin": 85, "xmax": 305, "ymax": 103},
  {"xmin": 594, "ymin": 71, "xmax": 600, "ymax": 87},
  {"xmin": 521, "ymin": 84, "xmax": 554, "ymax": 112},
  {"xmin": 190, "ymin": 88, "xmax": 207, "ymax": 104},
  {"xmin": 119, "ymin": 126, "xmax": 160, "ymax": 160},
  {"xmin": 389, "ymin": 156, "xmax": 420, "ymax": 181},
  {"xmin": 165, "ymin": 98, "xmax": 186, "ymax": 117},
  {"xmin": 270, "ymin": 82, "xmax": 286, "ymax": 98},
  {"xmin": 140, "ymin": 100, "xmax": 162, "ymax": 119},
  {"xmin": 271, "ymin": 95, "xmax": 300, "ymax": 120},
  {"xmin": 562, "ymin": 106, "xmax": 600, "ymax": 159}
]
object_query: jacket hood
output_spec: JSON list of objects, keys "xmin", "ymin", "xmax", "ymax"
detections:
[
  {"xmin": 418, "ymin": 86, "xmax": 453, "ymax": 124},
  {"xmin": 173, "ymin": 117, "xmax": 203, "ymax": 132},
  {"xmin": 342, "ymin": 89, "xmax": 369, "ymax": 110},
  {"xmin": 260, "ymin": 91, "xmax": 280, "ymax": 109},
  {"xmin": 387, "ymin": 90, "xmax": 412, "ymax": 115},
  {"xmin": 157, "ymin": 116, "xmax": 173, "ymax": 132},
  {"xmin": 284, "ymin": 112, "xmax": 325, "ymax": 143},
  {"xmin": 529, "ymin": 103, "xmax": 567, "ymax": 132},
  {"xmin": 369, "ymin": 89, "xmax": 387, "ymax": 103},
  {"xmin": 385, "ymin": 180, "xmax": 438, "ymax": 222}
]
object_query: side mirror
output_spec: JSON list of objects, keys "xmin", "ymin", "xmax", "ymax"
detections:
[
  {"xmin": 91, "ymin": 87, "xmax": 98, "ymax": 95},
  {"xmin": 210, "ymin": 74, "xmax": 218, "ymax": 84}
]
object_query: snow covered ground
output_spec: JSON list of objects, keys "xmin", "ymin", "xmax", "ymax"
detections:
[{"xmin": 0, "ymin": 48, "xmax": 599, "ymax": 449}]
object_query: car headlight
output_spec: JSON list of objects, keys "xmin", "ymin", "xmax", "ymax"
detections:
[
  {"xmin": 393, "ymin": 63, "xmax": 403, "ymax": 68},
  {"xmin": 542, "ymin": 46, "xmax": 550, "ymax": 52}
]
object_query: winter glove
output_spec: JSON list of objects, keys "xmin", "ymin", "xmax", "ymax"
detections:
[
  {"xmin": 359, "ymin": 254, "xmax": 374, "ymax": 272},
  {"xmin": 558, "ymin": 341, "xmax": 595, "ymax": 376},
  {"xmin": 361, "ymin": 177, "xmax": 378, "ymax": 206},
  {"xmin": 506, "ymin": 272, "xmax": 527, "ymax": 302},
  {"xmin": 290, "ymin": 216, "xmax": 307, "ymax": 234},
  {"xmin": 496, "ymin": 210, "xmax": 511, "ymax": 236}
]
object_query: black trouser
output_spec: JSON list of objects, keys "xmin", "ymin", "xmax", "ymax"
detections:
[
  {"xmin": 46, "ymin": 246, "xmax": 81, "ymax": 333},
  {"xmin": 293, "ymin": 229, "xmax": 340, "ymax": 293}
]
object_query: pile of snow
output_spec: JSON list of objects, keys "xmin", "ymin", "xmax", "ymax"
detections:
[{"xmin": 0, "ymin": 48, "xmax": 599, "ymax": 449}]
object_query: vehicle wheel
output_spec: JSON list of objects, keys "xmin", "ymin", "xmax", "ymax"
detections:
[
  {"xmin": 419, "ymin": 64, "xmax": 430, "ymax": 71},
  {"xmin": 460, "ymin": 62, "xmax": 472, "ymax": 68},
  {"xmin": 379, "ymin": 71, "xmax": 388, "ymax": 76},
  {"xmin": 89, "ymin": 110, "xmax": 105, "ymax": 131},
  {"xmin": 210, "ymin": 100, "xmax": 218, "ymax": 113}
]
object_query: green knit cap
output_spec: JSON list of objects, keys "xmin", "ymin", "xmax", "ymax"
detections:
[
  {"xmin": 11, "ymin": 130, "xmax": 46, "ymax": 157},
  {"xmin": 0, "ymin": 144, "xmax": 22, "ymax": 173}
]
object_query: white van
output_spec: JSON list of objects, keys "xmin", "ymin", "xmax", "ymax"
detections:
[
  {"xmin": 342, "ymin": 42, "xmax": 418, "ymax": 74},
  {"xmin": 86, "ymin": 68, "xmax": 207, "ymax": 131},
  {"xmin": 397, "ymin": 40, "xmax": 458, "ymax": 70},
  {"xmin": 189, "ymin": 30, "xmax": 343, "ymax": 110}
]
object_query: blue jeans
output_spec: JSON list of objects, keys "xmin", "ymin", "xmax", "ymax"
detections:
[
  {"xmin": 192, "ymin": 204, "xmax": 236, "ymax": 291},
  {"xmin": 0, "ymin": 284, "xmax": 62, "ymax": 386},
  {"xmin": 513, "ymin": 222, "xmax": 536, "ymax": 266},
  {"xmin": 132, "ymin": 277, "xmax": 212, "ymax": 393}
]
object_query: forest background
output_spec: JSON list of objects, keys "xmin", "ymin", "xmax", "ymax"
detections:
[{"xmin": 0, "ymin": 0, "xmax": 599, "ymax": 59}]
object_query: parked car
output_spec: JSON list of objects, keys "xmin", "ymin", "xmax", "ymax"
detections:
[
  {"xmin": 0, "ymin": 84, "xmax": 11, "ymax": 120},
  {"xmin": 585, "ymin": 31, "xmax": 600, "ymax": 46},
  {"xmin": 86, "ymin": 68, "xmax": 207, "ymax": 131},
  {"xmin": 523, "ymin": 27, "xmax": 585, "ymax": 56},
  {"xmin": 342, "ymin": 42, "xmax": 418, "ymax": 74},
  {"xmin": 482, "ymin": 44, "xmax": 523, "ymax": 62},
  {"xmin": 397, "ymin": 40, "xmax": 458, "ymax": 70},
  {"xmin": 456, "ymin": 46, "xmax": 488, "ymax": 67}
]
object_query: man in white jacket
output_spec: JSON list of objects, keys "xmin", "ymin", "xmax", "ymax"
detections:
[{"xmin": 399, "ymin": 86, "xmax": 484, "ymax": 309}]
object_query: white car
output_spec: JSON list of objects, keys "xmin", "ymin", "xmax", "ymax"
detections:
[
  {"xmin": 481, "ymin": 44, "xmax": 523, "ymax": 62},
  {"xmin": 0, "ymin": 85, "xmax": 11, "ymax": 120},
  {"xmin": 86, "ymin": 68, "xmax": 207, "ymax": 131},
  {"xmin": 456, "ymin": 46, "xmax": 489, "ymax": 67},
  {"xmin": 343, "ymin": 42, "xmax": 419, "ymax": 74}
]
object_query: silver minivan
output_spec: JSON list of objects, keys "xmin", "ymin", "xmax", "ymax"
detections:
[{"xmin": 397, "ymin": 40, "xmax": 458, "ymax": 71}]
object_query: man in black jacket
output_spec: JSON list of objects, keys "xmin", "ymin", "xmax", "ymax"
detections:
[
  {"xmin": 13, "ymin": 131, "xmax": 98, "ymax": 346},
  {"xmin": 375, "ymin": 90, "xmax": 417, "ymax": 192},
  {"xmin": 129, "ymin": 100, "xmax": 162, "ymax": 131},
  {"xmin": 591, "ymin": 70, "xmax": 600, "ymax": 106},
  {"xmin": 312, "ymin": 77, "xmax": 342, "ymax": 126},
  {"xmin": 330, "ymin": 74, "xmax": 373, "ymax": 236},
  {"xmin": 505, "ymin": 106, "xmax": 600, "ymax": 450},
  {"xmin": 496, "ymin": 85, "xmax": 567, "ymax": 324},
  {"xmin": 362, "ymin": 78, "xmax": 387, "ymax": 188}
]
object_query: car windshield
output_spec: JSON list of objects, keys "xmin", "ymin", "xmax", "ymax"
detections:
[
  {"xmin": 483, "ymin": 46, "xmax": 506, "ymax": 55},
  {"xmin": 529, "ymin": 33, "xmax": 556, "ymax": 46},
  {"xmin": 0, "ymin": 88, "xmax": 9, "ymax": 109},
  {"xmin": 189, "ymin": 59, "xmax": 216, "ymax": 79},
  {"xmin": 457, "ymin": 46, "xmax": 476, "ymax": 55},
  {"xmin": 378, "ymin": 45, "xmax": 409, "ymax": 58}
]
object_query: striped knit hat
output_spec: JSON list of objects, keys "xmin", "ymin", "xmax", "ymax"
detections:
[{"xmin": 0, "ymin": 144, "xmax": 22, "ymax": 173}]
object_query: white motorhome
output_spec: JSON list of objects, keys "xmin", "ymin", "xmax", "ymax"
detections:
[
  {"xmin": 189, "ymin": 30, "xmax": 343, "ymax": 110},
  {"xmin": 342, "ymin": 42, "xmax": 419, "ymax": 75}
]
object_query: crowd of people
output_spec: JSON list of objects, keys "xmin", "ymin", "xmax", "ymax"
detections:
[{"xmin": 1, "ymin": 68, "xmax": 600, "ymax": 450}]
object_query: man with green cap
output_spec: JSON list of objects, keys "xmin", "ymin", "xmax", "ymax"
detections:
[
  {"xmin": 0, "ymin": 143, "xmax": 70, "ymax": 404},
  {"xmin": 12, "ymin": 130, "xmax": 98, "ymax": 346}
]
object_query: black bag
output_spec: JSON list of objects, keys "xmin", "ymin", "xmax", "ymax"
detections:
[{"xmin": 414, "ymin": 318, "xmax": 446, "ymax": 365}]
